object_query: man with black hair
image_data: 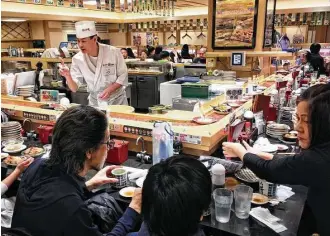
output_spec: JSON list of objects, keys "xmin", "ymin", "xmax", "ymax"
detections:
[
  {"xmin": 310, "ymin": 43, "xmax": 326, "ymax": 77},
  {"xmin": 129, "ymin": 155, "xmax": 212, "ymax": 236},
  {"xmin": 59, "ymin": 21, "xmax": 128, "ymax": 106},
  {"xmin": 12, "ymin": 106, "xmax": 142, "ymax": 236}
]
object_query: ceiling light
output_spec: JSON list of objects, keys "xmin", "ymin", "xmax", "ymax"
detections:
[{"xmin": 2, "ymin": 18, "xmax": 27, "ymax": 22}]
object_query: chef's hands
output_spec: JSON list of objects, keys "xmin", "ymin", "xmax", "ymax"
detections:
[
  {"xmin": 222, "ymin": 142, "xmax": 247, "ymax": 160},
  {"xmin": 58, "ymin": 58, "xmax": 71, "ymax": 79},
  {"xmin": 129, "ymin": 188, "xmax": 142, "ymax": 214},
  {"xmin": 98, "ymin": 87, "xmax": 112, "ymax": 100},
  {"xmin": 85, "ymin": 165, "xmax": 119, "ymax": 191}
]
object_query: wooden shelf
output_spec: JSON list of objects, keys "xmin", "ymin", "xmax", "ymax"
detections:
[
  {"xmin": 2, "ymin": 48, "xmax": 45, "ymax": 53},
  {"xmin": 206, "ymin": 51, "xmax": 295, "ymax": 59},
  {"xmin": 1, "ymin": 57, "xmax": 72, "ymax": 63},
  {"xmin": 1, "ymin": 39, "xmax": 45, "ymax": 42}
]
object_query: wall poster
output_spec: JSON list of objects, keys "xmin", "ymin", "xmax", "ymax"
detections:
[
  {"xmin": 263, "ymin": 0, "xmax": 276, "ymax": 47},
  {"xmin": 212, "ymin": 0, "xmax": 259, "ymax": 49}
]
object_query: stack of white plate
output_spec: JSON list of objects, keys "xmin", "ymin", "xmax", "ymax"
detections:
[
  {"xmin": 16, "ymin": 85, "xmax": 34, "ymax": 97},
  {"xmin": 266, "ymin": 123, "xmax": 290, "ymax": 139},
  {"xmin": 1, "ymin": 121, "xmax": 22, "ymax": 141},
  {"xmin": 279, "ymin": 107, "xmax": 294, "ymax": 129}
]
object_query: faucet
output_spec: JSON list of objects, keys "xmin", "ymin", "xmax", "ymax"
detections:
[
  {"xmin": 136, "ymin": 136, "xmax": 146, "ymax": 154},
  {"xmin": 136, "ymin": 136, "xmax": 151, "ymax": 163}
]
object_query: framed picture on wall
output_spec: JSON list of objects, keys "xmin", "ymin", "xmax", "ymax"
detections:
[
  {"xmin": 263, "ymin": 0, "xmax": 277, "ymax": 47},
  {"xmin": 212, "ymin": 0, "xmax": 259, "ymax": 50}
]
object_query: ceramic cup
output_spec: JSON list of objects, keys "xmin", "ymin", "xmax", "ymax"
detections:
[
  {"xmin": 259, "ymin": 179, "xmax": 277, "ymax": 198},
  {"xmin": 111, "ymin": 168, "xmax": 128, "ymax": 189}
]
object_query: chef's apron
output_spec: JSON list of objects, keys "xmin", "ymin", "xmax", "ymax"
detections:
[{"xmin": 85, "ymin": 54, "xmax": 128, "ymax": 107}]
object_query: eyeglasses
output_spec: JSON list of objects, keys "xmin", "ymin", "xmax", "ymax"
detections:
[{"xmin": 101, "ymin": 139, "xmax": 115, "ymax": 150}]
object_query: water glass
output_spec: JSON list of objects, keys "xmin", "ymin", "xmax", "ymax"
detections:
[
  {"xmin": 234, "ymin": 185, "xmax": 253, "ymax": 219},
  {"xmin": 213, "ymin": 188, "xmax": 233, "ymax": 223}
]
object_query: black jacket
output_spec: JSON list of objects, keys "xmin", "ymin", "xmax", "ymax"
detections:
[
  {"xmin": 310, "ymin": 53, "xmax": 326, "ymax": 76},
  {"xmin": 244, "ymin": 142, "xmax": 330, "ymax": 236},
  {"xmin": 12, "ymin": 158, "xmax": 139, "ymax": 236}
]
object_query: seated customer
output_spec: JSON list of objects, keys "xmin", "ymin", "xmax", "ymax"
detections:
[
  {"xmin": 159, "ymin": 51, "xmax": 170, "ymax": 61},
  {"xmin": 1, "ymin": 157, "xmax": 33, "ymax": 228},
  {"xmin": 310, "ymin": 43, "xmax": 326, "ymax": 76},
  {"xmin": 12, "ymin": 105, "xmax": 141, "ymax": 236},
  {"xmin": 130, "ymin": 155, "xmax": 211, "ymax": 236},
  {"xmin": 121, "ymin": 48, "xmax": 129, "ymax": 59},
  {"xmin": 223, "ymin": 84, "xmax": 330, "ymax": 236}
]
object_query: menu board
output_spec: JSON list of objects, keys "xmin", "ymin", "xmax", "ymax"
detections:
[
  {"xmin": 212, "ymin": 0, "xmax": 258, "ymax": 49},
  {"xmin": 263, "ymin": 0, "xmax": 276, "ymax": 47}
]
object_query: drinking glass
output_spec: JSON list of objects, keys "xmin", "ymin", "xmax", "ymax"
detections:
[
  {"xmin": 234, "ymin": 185, "xmax": 253, "ymax": 219},
  {"xmin": 213, "ymin": 188, "xmax": 233, "ymax": 223}
]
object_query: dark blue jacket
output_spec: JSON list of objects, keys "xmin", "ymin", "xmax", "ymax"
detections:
[{"xmin": 12, "ymin": 158, "xmax": 140, "ymax": 236}]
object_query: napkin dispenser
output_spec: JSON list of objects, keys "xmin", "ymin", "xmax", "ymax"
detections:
[
  {"xmin": 227, "ymin": 120, "xmax": 246, "ymax": 142},
  {"xmin": 106, "ymin": 139, "xmax": 129, "ymax": 164}
]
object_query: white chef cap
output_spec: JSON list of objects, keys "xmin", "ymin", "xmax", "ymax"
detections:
[{"xmin": 75, "ymin": 21, "xmax": 97, "ymax": 39}]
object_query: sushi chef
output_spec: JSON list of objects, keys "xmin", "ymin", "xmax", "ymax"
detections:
[{"xmin": 59, "ymin": 21, "xmax": 128, "ymax": 106}]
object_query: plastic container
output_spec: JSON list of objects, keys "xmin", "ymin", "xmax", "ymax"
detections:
[{"xmin": 181, "ymin": 83, "xmax": 209, "ymax": 98}]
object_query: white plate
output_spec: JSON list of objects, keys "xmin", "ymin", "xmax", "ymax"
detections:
[
  {"xmin": 254, "ymin": 144, "xmax": 278, "ymax": 153},
  {"xmin": 251, "ymin": 193, "xmax": 269, "ymax": 205},
  {"xmin": 275, "ymin": 144, "xmax": 289, "ymax": 151},
  {"xmin": 119, "ymin": 187, "xmax": 136, "ymax": 198},
  {"xmin": 136, "ymin": 177, "xmax": 145, "ymax": 188},
  {"xmin": 2, "ymin": 145, "xmax": 27, "ymax": 154}
]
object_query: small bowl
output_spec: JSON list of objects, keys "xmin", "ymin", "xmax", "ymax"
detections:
[
  {"xmin": 282, "ymin": 133, "xmax": 298, "ymax": 142},
  {"xmin": 119, "ymin": 187, "xmax": 136, "ymax": 198},
  {"xmin": 251, "ymin": 193, "xmax": 269, "ymax": 205},
  {"xmin": 2, "ymin": 138, "xmax": 24, "ymax": 148}
]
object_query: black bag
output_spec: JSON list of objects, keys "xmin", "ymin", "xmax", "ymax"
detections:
[{"xmin": 85, "ymin": 193, "xmax": 124, "ymax": 233}]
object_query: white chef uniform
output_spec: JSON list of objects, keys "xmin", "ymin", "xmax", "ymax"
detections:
[{"xmin": 71, "ymin": 21, "xmax": 128, "ymax": 106}]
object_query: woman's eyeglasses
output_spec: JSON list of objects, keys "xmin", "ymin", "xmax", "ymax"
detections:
[{"xmin": 101, "ymin": 139, "xmax": 115, "ymax": 149}]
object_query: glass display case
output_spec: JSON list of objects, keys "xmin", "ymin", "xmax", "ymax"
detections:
[{"xmin": 125, "ymin": 61, "xmax": 172, "ymax": 75}]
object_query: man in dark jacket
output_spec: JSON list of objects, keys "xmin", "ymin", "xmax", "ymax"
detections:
[
  {"xmin": 310, "ymin": 43, "xmax": 326, "ymax": 77},
  {"xmin": 12, "ymin": 106, "xmax": 141, "ymax": 236},
  {"xmin": 128, "ymin": 156, "xmax": 212, "ymax": 236}
]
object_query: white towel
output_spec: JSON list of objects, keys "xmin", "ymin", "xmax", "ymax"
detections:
[{"xmin": 250, "ymin": 207, "xmax": 287, "ymax": 233}]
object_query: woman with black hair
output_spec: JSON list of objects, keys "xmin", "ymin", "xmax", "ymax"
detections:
[
  {"xmin": 12, "ymin": 106, "xmax": 142, "ymax": 236},
  {"xmin": 181, "ymin": 44, "xmax": 192, "ymax": 60},
  {"xmin": 147, "ymin": 46, "xmax": 155, "ymax": 58},
  {"xmin": 153, "ymin": 46, "xmax": 163, "ymax": 61},
  {"xmin": 222, "ymin": 84, "xmax": 330, "ymax": 236},
  {"xmin": 126, "ymin": 48, "xmax": 136, "ymax": 59}
]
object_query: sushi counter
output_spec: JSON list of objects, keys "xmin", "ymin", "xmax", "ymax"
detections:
[{"xmin": 1, "ymin": 78, "xmax": 276, "ymax": 156}]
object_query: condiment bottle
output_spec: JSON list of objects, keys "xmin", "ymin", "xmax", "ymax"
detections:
[{"xmin": 212, "ymin": 164, "xmax": 225, "ymax": 190}]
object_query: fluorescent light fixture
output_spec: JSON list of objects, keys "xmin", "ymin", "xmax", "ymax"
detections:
[
  {"xmin": 83, "ymin": 1, "xmax": 96, "ymax": 5},
  {"xmin": 2, "ymin": 18, "xmax": 27, "ymax": 22}
]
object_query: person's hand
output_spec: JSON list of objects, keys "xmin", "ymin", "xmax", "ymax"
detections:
[
  {"xmin": 16, "ymin": 157, "xmax": 34, "ymax": 173},
  {"xmin": 58, "ymin": 58, "xmax": 71, "ymax": 78},
  {"xmin": 242, "ymin": 140, "xmax": 258, "ymax": 155},
  {"xmin": 222, "ymin": 142, "xmax": 247, "ymax": 160},
  {"xmin": 98, "ymin": 88, "xmax": 112, "ymax": 100},
  {"xmin": 129, "ymin": 188, "xmax": 142, "ymax": 214},
  {"xmin": 85, "ymin": 165, "xmax": 119, "ymax": 191}
]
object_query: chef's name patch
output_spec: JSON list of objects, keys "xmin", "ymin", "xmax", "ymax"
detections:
[{"xmin": 103, "ymin": 63, "xmax": 114, "ymax": 67}]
